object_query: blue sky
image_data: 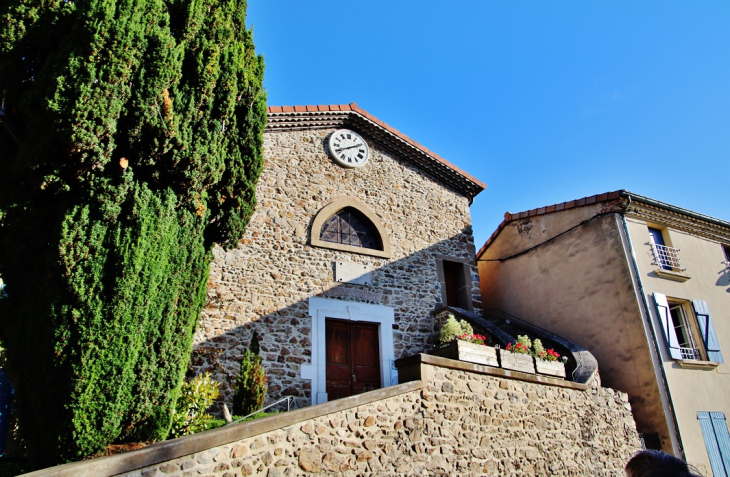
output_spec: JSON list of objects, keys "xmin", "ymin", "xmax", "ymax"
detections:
[{"xmin": 247, "ymin": 1, "xmax": 730, "ymax": 246}]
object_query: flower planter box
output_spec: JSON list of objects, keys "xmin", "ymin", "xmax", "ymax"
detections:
[
  {"xmin": 432, "ymin": 340, "xmax": 499, "ymax": 367},
  {"xmin": 535, "ymin": 359, "xmax": 566, "ymax": 378},
  {"xmin": 498, "ymin": 349, "xmax": 536, "ymax": 374}
]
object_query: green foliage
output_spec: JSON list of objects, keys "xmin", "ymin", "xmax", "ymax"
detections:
[
  {"xmin": 170, "ymin": 372, "xmax": 220, "ymax": 438},
  {"xmin": 0, "ymin": 0, "xmax": 266, "ymax": 467},
  {"xmin": 232, "ymin": 350, "xmax": 267, "ymax": 416},
  {"xmin": 532, "ymin": 339, "xmax": 545, "ymax": 358},
  {"xmin": 439, "ymin": 314, "xmax": 474, "ymax": 345},
  {"xmin": 517, "ymin": 335, "xmax": 532, "ymax": 351}
]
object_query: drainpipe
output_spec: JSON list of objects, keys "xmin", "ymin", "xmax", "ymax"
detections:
[{"xmin": 618, "ymin": 196, "xmax": 684, "ymax": 458}]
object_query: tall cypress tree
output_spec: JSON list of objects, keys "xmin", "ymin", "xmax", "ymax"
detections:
[{"xmin": 0, "ymin": 0, "xmax": 266, "ymax": 466}]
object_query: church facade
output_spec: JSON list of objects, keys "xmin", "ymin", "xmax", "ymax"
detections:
[{"xmin": 192, "ymin": 103, "xmax": 486, "ymax": 408}]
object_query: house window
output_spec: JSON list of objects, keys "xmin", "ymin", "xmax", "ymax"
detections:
[
  {"xmin": 320, "ymin": 208, "xmax": 381, "ymax": 250},
  {"xmin": 653, "ymin": 293, "xmax": 724, "ymax": 363},
  {"xmin": 697, "ymin": 412, "xmax": 730, "ymax": 476},
  {"xmin": 669, "ymin": 303, "xmax": 701, "ymax": 361},
  {"xmin": 638, "ymin": 432, "xmax": 662, "ymax": 451},
  {"xmin": 436, "ymin": 256, "xmax": 474, "ymax": 311},
  {"xmin": 648, "ymin": 227, "xmax": 684, "ymax": 271},
  {"xmin": 723, "ymin": 244, "xmax": 730, "ymax": 266}
]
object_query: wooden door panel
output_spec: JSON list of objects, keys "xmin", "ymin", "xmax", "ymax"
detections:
[
  {"xmin": 326, "ymin": 320, "xmax": 381, "ymax": 400},
  {"xmin": 352, "ymin": 323, "xmax": 381, "ymax": 395},
  {"xmin": 326, "ymin": 321, "xmax": 352, "ymax": 400}
]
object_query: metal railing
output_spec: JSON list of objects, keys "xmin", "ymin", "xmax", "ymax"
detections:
[
  {"xmin": 679, "ymin": 347, "xmax": 701, "ymax": 361},
  {"xmin": 229, "ymin": 395, "xmax": 294, "ymax": 425},
  {"xmin": 651, "ymin": 243, "xmax": 685, "ymax": 271}
]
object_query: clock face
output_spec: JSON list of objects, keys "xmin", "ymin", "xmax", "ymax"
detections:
[{"xmin": 328, "ymin": 129, "xmax": 370, "ymax": 168}]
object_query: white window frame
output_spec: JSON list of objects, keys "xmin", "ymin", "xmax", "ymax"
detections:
[{"xmin": 668, "ymin": 302, "xmax": 701, "ymax": 361}]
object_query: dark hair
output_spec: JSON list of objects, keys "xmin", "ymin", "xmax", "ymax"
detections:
[{"xmin": 625, "ymin": 450, "xmax": 703, "ymax": 477}]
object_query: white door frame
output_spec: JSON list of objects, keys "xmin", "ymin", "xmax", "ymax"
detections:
[{"xmin": 300, "ymin": 297, "xmax": 396, "ymax": 405}]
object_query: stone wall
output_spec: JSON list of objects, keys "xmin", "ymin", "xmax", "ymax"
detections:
[
  {"xmin": 193, "ymin": 127, "xmax": 482, "ymax": 407},
  {"xmin": 109, "ymin": 357, "xmax": 640, "ymax": 477}
]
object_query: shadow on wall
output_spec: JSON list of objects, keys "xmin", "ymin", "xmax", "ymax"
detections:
[
  {"xmin": 717, "ymin": 265, "xmax": 730, "ymax": 291},
  {"xmin": 190, "ymin": 231, "xmax": 481, "ymax": 411}
]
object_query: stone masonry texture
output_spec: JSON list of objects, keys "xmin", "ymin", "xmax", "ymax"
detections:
[
  {"xmin": 192, "ymin": 128, "xmax": 482, "ymax": 408},
  {"xmin": 117, "ymin": 363, "xmax": 640, "ymax": 477}
]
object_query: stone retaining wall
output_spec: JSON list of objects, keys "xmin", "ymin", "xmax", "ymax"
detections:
[{"xmin": 83, "ymin": 355, "xmax": 641, "ymax": 477}]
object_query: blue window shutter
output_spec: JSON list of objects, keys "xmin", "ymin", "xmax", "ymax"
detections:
[
  {"xmin": 653, "ymin": 293, "xmax": 682, "ymax": 360},
  {"xmin": 698, "ymin": 412, "xmax": 728, "ymax": 477},
  {"xmin": 711, "ymin": 413, "xmax": 730, "ymax": 477},
  {"xmin": 693, "ymin": 300, "xmax": 724, "ymax": 363}
]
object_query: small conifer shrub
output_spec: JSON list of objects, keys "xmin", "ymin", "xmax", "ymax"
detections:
[{"xmin": 232, "ymin": 336, "xmax": 267, "ymax": 416}]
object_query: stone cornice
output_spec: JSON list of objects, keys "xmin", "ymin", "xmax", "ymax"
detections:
[
  {"xmin": 266, "ymin": 104, "xmax": 486, "ymax": 200},
  {"xmin": 625, "ymin": 200, "xmax": 730, "ymax": 244}
]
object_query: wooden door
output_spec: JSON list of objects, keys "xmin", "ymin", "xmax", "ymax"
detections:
[{"xmin": 325, "ymin": 320, "xmax": 381, "ymax": 400}]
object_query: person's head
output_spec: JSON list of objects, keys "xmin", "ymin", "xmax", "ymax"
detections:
[{"xmin": 625, "ymin": 450, "xmax": 703, "ymax": 477}]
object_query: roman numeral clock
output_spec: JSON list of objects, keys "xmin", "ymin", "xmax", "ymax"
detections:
[{"xmin": 328, "ymin": 129, "xmax": 370, "ymax": 168}]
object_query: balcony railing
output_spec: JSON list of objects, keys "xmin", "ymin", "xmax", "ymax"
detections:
[
  {"xmin": 679, "ymin": 347, "xmax": 700, "ymax": 361},
  {"xmin": 651, "ymin": 243, "xmax": 685, "ymax": 271}
]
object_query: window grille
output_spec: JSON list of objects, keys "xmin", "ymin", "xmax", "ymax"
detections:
[
  {"xmin": 320, "ymin": 208, "xmax": 382, "ymax": 250},
  {"xmin": 651, "ymin": 243, "xmax": 685, "ymax": 271},
  {"xmin": 679, "ymin": 347, "xmax": 701, "ymax": 360}
]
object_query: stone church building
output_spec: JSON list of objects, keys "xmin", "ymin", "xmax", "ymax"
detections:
[{"xmin": 192, "ymin": 103, "xmax": 486, "ymax": 408}]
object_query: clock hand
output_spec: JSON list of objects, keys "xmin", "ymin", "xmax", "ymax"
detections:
[{"xmin": 335, "ymin": 143, "xmax": 364, "ymax": 152}]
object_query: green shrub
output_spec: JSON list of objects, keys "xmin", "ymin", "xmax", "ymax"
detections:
[
  {"xmin": 170, "ymin": 373, "xmax": 220, "ymax": 438},
  {"xmin": 232, "ymin": 350, "xmax": 267, "ymax": 416},
  {"xmin": 439, "ymin": 314, "xmax": 474, "ymax": 345}
]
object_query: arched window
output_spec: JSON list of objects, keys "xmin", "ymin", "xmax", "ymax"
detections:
[
  {"xmin": 310, "ymin": 198, "xmax": 391, "ymax": 258},
  {"xmin": 320, "ymin": 208, "xmax": 382, "ymax": 250}
]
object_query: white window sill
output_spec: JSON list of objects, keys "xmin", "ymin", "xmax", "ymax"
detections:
[
  {"xmin": 654, "ymin": 269, "xmax": 691, "ymax": 282},
  {"xmin": 676, "ymin": 360, "xmax": 719, "ymax": 370}
]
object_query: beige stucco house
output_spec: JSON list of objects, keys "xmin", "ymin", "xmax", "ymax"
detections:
[
  {"xmin": 192, "ymin": 103, "xmax": 486, "ymax": 408},
  {"xmin": 477, "ymin": 190, "xmax": 730, "ymax": 476}
]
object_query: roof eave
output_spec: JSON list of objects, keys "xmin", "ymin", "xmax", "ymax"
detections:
[{"xmin": 266, "ymin": 103, "xmax": 486, "ymax": 200}]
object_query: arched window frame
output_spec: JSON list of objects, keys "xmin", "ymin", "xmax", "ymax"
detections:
[{"xmin": 310, "ymin": 198, "xmax": 392, "ymax": 259}]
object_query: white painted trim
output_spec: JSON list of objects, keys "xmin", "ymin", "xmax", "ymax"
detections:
[{"xmin": 300, "ymin": 297, "xmax": 396, "ymax": 405}]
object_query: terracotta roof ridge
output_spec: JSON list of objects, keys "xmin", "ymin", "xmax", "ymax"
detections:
[
  {"xmin": 266, "ymin": 103, "xmax": 487, "ymax": 192},
  {"xmin": 500, "ymin": 191, "xmax": 623, "ymax": 223},
  {"xmin": 476, "ymin": 190, "xmax": 624, "ymax": 259}
]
